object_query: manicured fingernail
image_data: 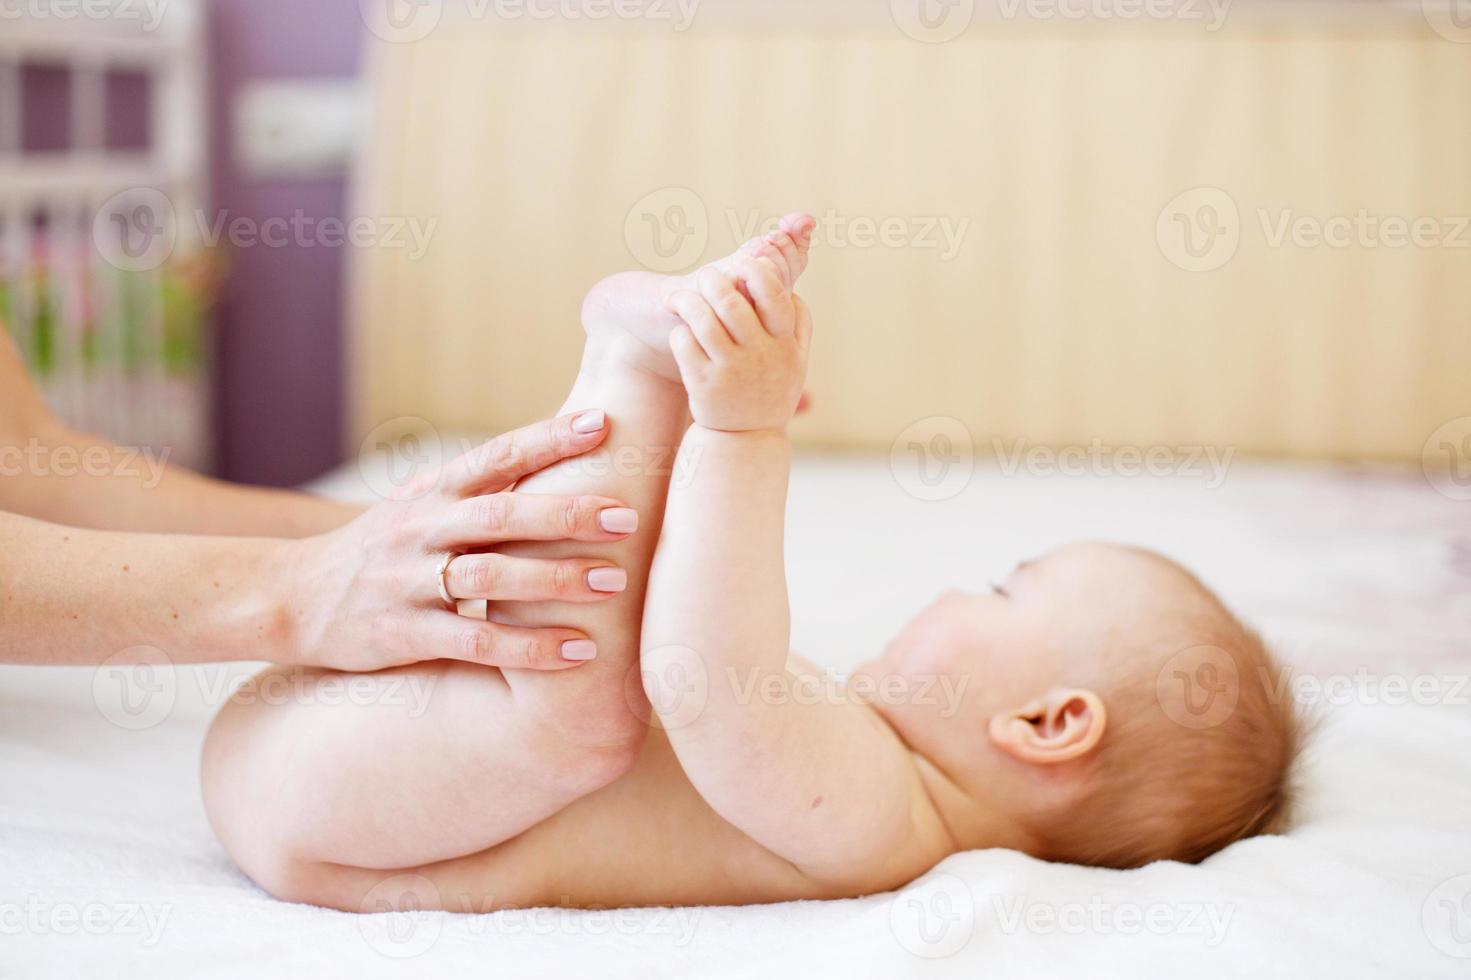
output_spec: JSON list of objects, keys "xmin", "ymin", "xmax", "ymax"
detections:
[
  {"xmin": 573, "ymin": 411, "xmax": 606, "ymax": 434},
  {"xmin": 599, "ymin": 508, "xmax": 639, "ymax": 534},
  {"xmin": 587, "ymin": 567, "xmax": 628, "ymax": 593},
  {"xmin": 562, "ymin": 640, "xmax": 598, "ymax": 662}
]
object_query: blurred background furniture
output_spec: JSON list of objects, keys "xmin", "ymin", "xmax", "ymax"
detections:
[
  {"xmin": 0, "ymin": 0, "xmax": 212, "ymax": 468},
  {"xmin": 6, "ymin": 2, "xmax": 1465, "ymax": 481},
  {"xmin": 351, "ymin": 3, "xmax": 1470, "ymax": 468},
  {"xmin": 1, "ymin": 0, "xmax": 366, "ymax": 486}
]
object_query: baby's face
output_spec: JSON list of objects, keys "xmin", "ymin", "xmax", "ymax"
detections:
[{"xmin": 852, "ymin": 543, "xmax": 1201, "ymax": 790}]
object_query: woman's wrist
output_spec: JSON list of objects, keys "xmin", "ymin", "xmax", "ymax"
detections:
[{"xmin": 218, "ymin": 536, "xmax": 304, "ymax": 666}]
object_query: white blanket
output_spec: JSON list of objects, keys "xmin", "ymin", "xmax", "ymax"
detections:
[{"xmin": 4, "ymin": 458, "xmax": 1469, "ymax": 978}]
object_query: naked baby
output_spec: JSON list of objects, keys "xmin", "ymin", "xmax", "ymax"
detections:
[{"xmin": 202, "ymin": 215, "xmax": 1299, "ymax": 912}]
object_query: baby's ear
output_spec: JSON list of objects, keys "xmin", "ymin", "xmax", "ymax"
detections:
[{"xmin": 988, "ymin": 689, "xmax": 1107, "ymax": 766}]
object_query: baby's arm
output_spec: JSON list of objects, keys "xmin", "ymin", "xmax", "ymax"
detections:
[{"xmin": 642, "ymin": 262, "xmax": 924, "ymax": 886}]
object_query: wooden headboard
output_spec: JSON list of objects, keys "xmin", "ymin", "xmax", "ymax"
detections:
[{"xmin": 348, "ymin": 8, "xmax": 1471, "ymax": 464}]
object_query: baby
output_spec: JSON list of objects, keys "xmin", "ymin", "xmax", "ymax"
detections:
[{"xmin": 202, "ymin": 215, "xmax": 1300, "ymax": 913}]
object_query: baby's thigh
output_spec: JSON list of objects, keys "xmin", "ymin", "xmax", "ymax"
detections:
[
  {"xmin": 247, "ymin": 829, "xmax": 549, "ymax": 915},
  {"xmin": 201, "ymin": 661, "xmax": 628, "ymax": 903}
]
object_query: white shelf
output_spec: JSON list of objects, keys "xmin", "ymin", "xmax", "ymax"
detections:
[
  {"xmin": 0, "ymin": 158, "xmax": 195, "ymax": 205},
  {"xmin": 0, "ymin": 0, "xmax": 200, "ymax": 66}
]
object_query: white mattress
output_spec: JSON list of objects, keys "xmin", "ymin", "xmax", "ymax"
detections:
[{"xmin": 4, "ymin": 457, "xmax": 1469, "ymax": 979}]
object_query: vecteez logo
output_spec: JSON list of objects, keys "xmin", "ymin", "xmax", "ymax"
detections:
[
  {"xmin": 891, "ymin": 0, "xmax": 977, "ymax": 43},
  {"xmin": 624, "ymin": 188, "xmax": 710, "ymax": 274},
  {"xmin": 360, "ymin": 0, "xmax": 444, "ymax": 43},
  {"xmin": 1156, "ymin": 186, "xmax": 1241, "ymax": 273}
]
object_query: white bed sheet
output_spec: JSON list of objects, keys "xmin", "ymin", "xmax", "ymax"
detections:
[{"xmin": 3, "ymin": 457, "xmax": 1469, "ymax": 979}]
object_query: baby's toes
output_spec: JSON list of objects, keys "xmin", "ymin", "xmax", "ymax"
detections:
[
  {"xmin": 735, "ymin": 234, "xmax": 771, "ymax": 259},
  {"xmin": 758, "ymin": 232, "xmax": 801, "ymax": 289},
  {"xmin": 780, "ymin": 212, "xmax": 817, "ymax": 245},
  {"xmin": 725, "ymin": 235, "xmax": 784, "ymax": 284},
  {"xmin": 777, "ymin": 213, "xmax": 816, "ymax": 280}
]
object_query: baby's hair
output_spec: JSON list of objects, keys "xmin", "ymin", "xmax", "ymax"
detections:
[{"xmin": 1032, "ymin": 557, "xmax": 1304, "ymax": 869}]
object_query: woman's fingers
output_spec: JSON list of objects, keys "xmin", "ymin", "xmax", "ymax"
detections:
[
  {"xmin": 429, "ymin": 493, "xmax": 637, "ymax": 549},
  {"xmin": 437, "ymin": 616, "xmax": 599, "ymax": 670},
  {"xmin": 442, "ymin": 554, "xmax": 628, "ymax": 604},
  {"xmin": 441, "ymin": 411, "xmax": 610, "ymax": 497}
]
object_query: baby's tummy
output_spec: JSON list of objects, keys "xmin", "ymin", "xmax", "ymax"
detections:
[{"xmin": 456, "ymin": 731, "xmax": 822, "ymax": 910}]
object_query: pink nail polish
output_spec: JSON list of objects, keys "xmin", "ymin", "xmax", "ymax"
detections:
[
  {"xmin": 573, "ymin": 411, "xmax": 606, "ymax": 434},
  {"xmin": 587, "ymin": 568, "xmax": 628, "ymax": 593},
  {"xmin": 599, "ymin": 508, "xmax": 639, "ymax": 534},
  {"xmin": 562, "ymin": 640, "xmax": 598, "ymax": 662}
]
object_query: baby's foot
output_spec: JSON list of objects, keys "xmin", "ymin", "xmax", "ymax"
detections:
[{"xmin": 581, "ymin": 212, "xmax": 816, "ymax": 381}]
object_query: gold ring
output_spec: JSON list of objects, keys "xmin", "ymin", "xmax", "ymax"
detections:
[{"xmin": 437, "ymin": 553, "xmax": 459, "ymax": 608}]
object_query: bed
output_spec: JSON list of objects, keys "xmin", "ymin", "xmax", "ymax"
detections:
[{"xmin": 4, "ymin": 456, "xmax": 1469, "ymax": 978}]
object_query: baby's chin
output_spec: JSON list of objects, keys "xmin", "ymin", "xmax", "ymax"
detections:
[
  {"xmin": 847, "ymin": 654, "xmax": 944, "ymax": 698},
  {"xmin": 845, "ymin": 659, "xmax": 913, "ymax": 706},
  {"xmin": 846, "ymin": 659, "xmax": 881, "ymax": 686},
  {"xmin": 849, "ymin": 650, "xmax": 915, "ymax": 681}
]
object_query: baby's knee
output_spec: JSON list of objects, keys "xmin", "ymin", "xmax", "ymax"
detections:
[
  {"xmin": 533, "ymin": 681, "xmax": 649, "ymax": 794},
  {"xmin": 541, "ymin": 711, "xmax": 646, "ymax": 796}
]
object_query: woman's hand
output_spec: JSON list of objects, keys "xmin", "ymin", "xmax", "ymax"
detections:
[{"xmin": 282, "ymin": 411, "xmax": 637, "ymax": 672}]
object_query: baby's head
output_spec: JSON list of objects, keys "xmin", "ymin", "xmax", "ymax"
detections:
[{"xmin": 856, "ymin": 542, "xmax": 1300, "ymax": 868}]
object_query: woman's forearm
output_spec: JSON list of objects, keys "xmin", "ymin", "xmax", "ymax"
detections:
[
  {"xmin": 1, "ymin": 330, "xmax": 348, "ymax": 537},
  {"xmin": 0, "ymin": 422, "xmax": 361, "ymax": 537},
  {"xmin": 0, "ymin": 509, "xmax": 296, "ymax": 666}
]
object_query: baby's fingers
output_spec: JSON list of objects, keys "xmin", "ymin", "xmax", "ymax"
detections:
[
  {"xmin": 732, "ymin": 256, "xmax": 795, "ymax": 338},
  {"xmin": 669, "ymin": 323, "xmax": 709, "ymax": 381},
  {"xmin": 794, "ymin": 295, "xmax": 814, "ymax": 352},
  {"xmin": 696, "ymin": 267, "xmax": 763, "ymax": 344},
  {"xmin": 667, "ymin": 289, "xmax": 734, "ymax": 357}
]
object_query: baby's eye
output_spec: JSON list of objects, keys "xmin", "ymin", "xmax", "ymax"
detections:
[{"xmin": 990, "ymin": 582, "xmax": 1010, "ymax": 599}]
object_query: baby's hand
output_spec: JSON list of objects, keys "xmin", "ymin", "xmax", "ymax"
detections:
[{"xmin": 665, "ymin": 257, "xmax": 813, "ymax": 433}]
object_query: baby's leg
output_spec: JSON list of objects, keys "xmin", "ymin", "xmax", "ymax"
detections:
[
  {"xmin": 492, "ymin": 212, "xmax": 816, "ymax": 752},
  {"xmin": 202, "ymin": 217, "xmax": 816, "ymax": 903}
]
